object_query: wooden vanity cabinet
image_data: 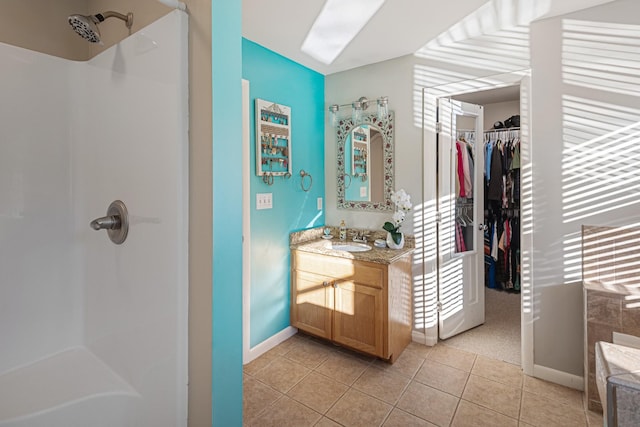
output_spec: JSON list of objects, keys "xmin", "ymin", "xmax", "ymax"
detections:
[{"xmin": 291, "ymin": 250, "xmax": 412, "ymax": 363}]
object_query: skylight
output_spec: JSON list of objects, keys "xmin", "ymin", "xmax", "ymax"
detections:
[{"xmin": 301, "ymin": 0, "xmax": 385, "ymax": 65}]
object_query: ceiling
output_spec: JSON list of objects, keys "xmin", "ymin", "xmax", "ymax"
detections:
[{"xmin": 242, "ymin": 0, "xmax": 617, "ymax": 75}]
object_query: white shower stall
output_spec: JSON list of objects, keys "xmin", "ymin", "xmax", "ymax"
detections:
[{"xmin": 0, "ymin": 10, "xmax": 188, "ymax": 427}]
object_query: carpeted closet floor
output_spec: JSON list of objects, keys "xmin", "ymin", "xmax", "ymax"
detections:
[{"xmin": 442, "ymin": 288, "xmax": 521, "ymax": 365}]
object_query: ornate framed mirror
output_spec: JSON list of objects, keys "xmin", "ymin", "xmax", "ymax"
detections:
[{"xmin": 336, "ymin": 112, "xmax": 394, "ymax": 211}]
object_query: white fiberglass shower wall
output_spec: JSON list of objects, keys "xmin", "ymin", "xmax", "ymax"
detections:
[{"xmin": 0, "ymin": 11, "xmax": 188, "ymax": 427}]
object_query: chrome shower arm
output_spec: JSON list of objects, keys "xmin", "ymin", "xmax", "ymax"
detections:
[
  {"xmin": 97, "ymin": 11, "xmax": 134, "ymax": 29},
  {"xmin": 68, "ymin": 10, "xmax": 134, "ymax": 43}
]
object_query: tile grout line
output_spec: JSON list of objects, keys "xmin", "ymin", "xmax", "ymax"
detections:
[
  {"xmin": 329, "ymin": 351, "xmax": 433, "ymax": 426},
  {"xmin": 245, "ymin": 334, "xmax": 599, "ymax": 427},
  {"xmin": 247, "ymin": 345, "xmax": 324, "ymax": 425},
  {"xmin": 307, "ymin": 348, "xmax": 371, "ymax": 425},
  {"xmin": 386, "ymin": 354, "xmax": 434, "ymax": 425},
  {"xmin": 517, "ymin": 382, "xmax": 524, "ymax": 423},
  {"xmin": 452, "ymin": 354, "xmax": 479, "ymax": 426},
  {"xmin": 447, "ymin": 353, "xmax": 480, "ymax": 426}
]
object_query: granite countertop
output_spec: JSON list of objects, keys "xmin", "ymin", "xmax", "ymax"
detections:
[
  {"xmin": 289, "ymin": 228, "xmax": 415, "ymax": 264},
  {"xmin": 290, "ymin": 236, "xmax": 415, "ymax": 265}
]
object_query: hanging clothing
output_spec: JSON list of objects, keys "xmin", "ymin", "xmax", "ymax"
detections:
[
  {"xmin": 466, "ymin": 143, "xmax": 475, "ymax": 191},
  {"xmin": 455, "ymin": 223, "xmax": 467, "ymax": 253},
  {"xmin": 456, "ymin": 141, "xmax": 466, "ymax": 198},
  {"xmin": 454, "ymin": 135, "xmax": 476, "ymax": 254},
  {"xmin": 491, "ymin": 220, "xmax": 498, "ymax": 261},
  {"xmin": 487, "ymin": 141, "xmax": 503, "ymax": 200},
  {"xmin": 483, "ymin": 130, "xmax": 521, "ymax": 293},
  {"xmin": 511, "ymin": 142, "xmax": 521, "ymax": 170},
  {"xmin": 462, "ymin": 225, "xmax": 474, "ymax": 252},
  {"xmin": 511, "ymin": 141, "xmax": 521, "ymax": 202},
  {"xmin": 485, "ymin": 141, "xmax": 493, "ymax": 181},
  {"xmin": 460, "ymin": 142, "xmax": 472, "ymax": 196}
]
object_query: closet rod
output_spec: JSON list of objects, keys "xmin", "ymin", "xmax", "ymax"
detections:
[
  {"xmin": 484, "ymin": 127, "xmax": 520, "ymax": 133},
  {"xmin": 456, "ymin": 127, "xmax": 521, "ymax": 133}
]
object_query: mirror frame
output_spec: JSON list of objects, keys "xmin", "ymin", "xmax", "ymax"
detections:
[{"xmin": 336, "ymin": 112, "xmax": 394, "ymax": 211}]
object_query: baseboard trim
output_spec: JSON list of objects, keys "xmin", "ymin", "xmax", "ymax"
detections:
[
  {"xmin": 533, "ymin": 364, "xmax": 584, "ymax": 391},
  {"xmin": 243, "ymin": 326, "xmax": 298, "ymax": 364},
  {"xmin": 412, "ymin": 330, "xmax": 437, "ymax": 347},
  {"xmin": 412, "ymin": 331, "xmax": 426, "ymax": 344}
]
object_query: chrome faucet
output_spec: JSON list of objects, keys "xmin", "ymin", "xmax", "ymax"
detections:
[{"xmin": 352, "ymin": 230, "xmax": 369, "ymax": 243}]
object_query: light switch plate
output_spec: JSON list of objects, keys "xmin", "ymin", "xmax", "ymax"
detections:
[
  {"xmin": 360, "ymin": 186, "xmax": 367, "ymax": 197},
  {"xmin": 317, "ymin": 197, "xmax": 322, "ymax": 210},
  {"xmin": 256, "ymin": 193, "xmax": 272, "ymax": 210}
]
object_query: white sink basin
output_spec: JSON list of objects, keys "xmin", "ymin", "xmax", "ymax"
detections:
[{"xmin": 331, "ymin": 242, "xmax": 372, "ymax": 252}]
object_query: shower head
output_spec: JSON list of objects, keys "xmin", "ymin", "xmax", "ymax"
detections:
[
  {"xmin": 68, "ymin": 11, "xmax": 134, "ymax": 44},
  {"xmin": 68, "ymin": 14, "xmax": 101, "ymax": 43}
]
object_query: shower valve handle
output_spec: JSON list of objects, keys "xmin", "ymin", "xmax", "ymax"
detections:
[
  {"xmin": 90, "ymin": 215, "xmax": 122, "ymax": 231},
  {"xmin": 89, "ymin": 200, "xmax": 129, "ymax": 245}
]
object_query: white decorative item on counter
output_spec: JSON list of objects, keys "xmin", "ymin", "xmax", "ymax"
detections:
[
  {"xmin": 374, "ymin": 239, "xmax": 387, "ymax": 248},
  {"xmin": 386, "ymin": 232, "xmax": 405, "ymax": 249},
  {"xmin": 382, "ymin": 189, "xmax": 412, "ymax": 249}
]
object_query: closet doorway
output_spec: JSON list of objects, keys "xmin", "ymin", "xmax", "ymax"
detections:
[{"xmin": 437, "ymin": 84, "xmax": 523, "ymax": 366}]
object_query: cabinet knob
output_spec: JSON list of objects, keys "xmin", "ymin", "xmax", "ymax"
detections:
[
  {"xmin": 323, "ymin": 281, "xmax": 330, "ymax": 287},
  {"xmin": 333, "ymin": 282, "xmax": 338, "ymax": 289}
]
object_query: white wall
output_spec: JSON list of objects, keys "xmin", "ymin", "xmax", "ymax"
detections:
[
  {"xmin": 529, "ymin": 0, "xmax": 640, "ymax": 376},
  {"xmin": 325, "ymin": 23, "xmax": 532, "ymax": 245},
  {"xmin": 326, "ymin": 55, "xmax": 422, "ymax": 234},
  {"xmin": 326, "ymin": 29, "xmax": 531, "ymax": 344},
  {"xmin": 484, "ymin": 100, "xmax": 520, "ymax": 131},
  {"xmin": 0, "ymin": 0, "xmax": 89, "ymax": 60},
  {"xmin": 0, "ymin": 43, "xmax": 81, "ymax": 374},
  {"xmin": 0, "ymin": 11, "xmax": 188, "ymax": 426},
  {"xmin": 325, "ymin": 0, "xmax": 640, "ymax": 382},
  {"xmin": 325, "ymin": 57, "xmax": 428, "ymax": 334},
  {"xmin": 72, "ymin": 11, "xmax": 188, "ymax": 424}
]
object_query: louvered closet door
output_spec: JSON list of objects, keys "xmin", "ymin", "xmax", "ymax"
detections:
[{"xmin": 437, "ymin": 98, "xmax": 485, "ymax": 339}]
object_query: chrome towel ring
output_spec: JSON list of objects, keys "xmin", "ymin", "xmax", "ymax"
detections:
[
  {"xmin": 262, "ymin": 172, "xmax": 274, "ymax": 185},
  {"xmin": 300, "ymin": 170, "xmax": 312, "ymax": 192}
]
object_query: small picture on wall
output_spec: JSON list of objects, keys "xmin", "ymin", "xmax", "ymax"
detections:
[{"xmin": 255, "ymin": 98, "xmax": 292, "ymax": 179}]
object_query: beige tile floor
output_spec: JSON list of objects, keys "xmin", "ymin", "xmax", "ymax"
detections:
[{"xmin": 243, "ymin": 333, "xmax": 603, "ymax": 427}]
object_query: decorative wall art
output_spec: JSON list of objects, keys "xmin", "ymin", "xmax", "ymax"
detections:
[
  {"xmin": 336, "ymin": 112, "xmax": 395, "ymax": 211},
  {"xmin": 255, "ymin": 98, "xmax": 292, "ymax": 185}
]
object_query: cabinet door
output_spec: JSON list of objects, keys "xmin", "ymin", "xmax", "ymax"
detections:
[
  {"xmin": 333, "ymin": 280, "xmax": 384, "ymax": 357},
  {"xmin": 291, "ymin": 270, "xmax": 333, "ymax": 339}
]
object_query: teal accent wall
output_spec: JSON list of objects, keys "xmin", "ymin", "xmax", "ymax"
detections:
[
  {"xmin": 242, "ymin": 38, "xmax": 325, "ymax": 348},
  {"xmin": 212, "ymin": 1, "xmax": 242, "ymax": 426}
]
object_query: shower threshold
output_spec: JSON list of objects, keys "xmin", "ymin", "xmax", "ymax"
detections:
[{"xmin": 0, "ymin": 347, "xmax": 139, "ymax": 426}]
